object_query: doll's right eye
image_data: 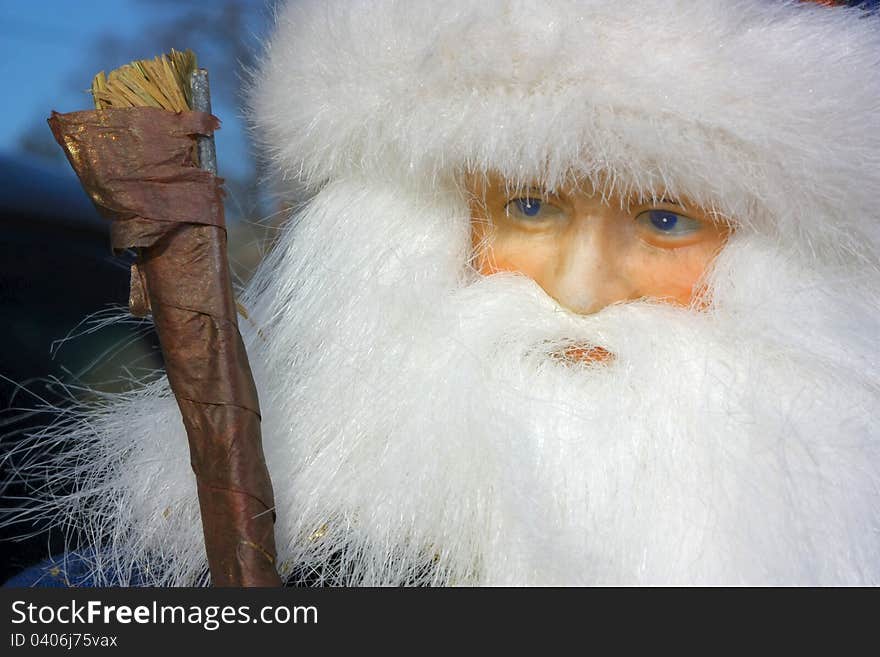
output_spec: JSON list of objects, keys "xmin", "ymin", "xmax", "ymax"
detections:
[{"xmin": 505, "ymin": 197, "xmax": 564, "ymax": 221}]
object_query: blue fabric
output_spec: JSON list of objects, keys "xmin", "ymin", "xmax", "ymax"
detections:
[
  {"xmin": 3, "ymin": 552, "xmax": 142, "ymax": 588},
  {"xmin": 4, "ymin": 553, "xmax": 96, "ymax": 588}
]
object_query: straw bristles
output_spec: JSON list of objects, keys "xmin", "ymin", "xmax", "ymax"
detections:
[{"xmin": 91, "ymin": 49, "xmax": 197, "ymax": 112}]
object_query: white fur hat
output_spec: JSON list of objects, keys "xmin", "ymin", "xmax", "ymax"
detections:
[{"xmin": 251, "ymin": 0, "xmax": 880, "ymax": 256}]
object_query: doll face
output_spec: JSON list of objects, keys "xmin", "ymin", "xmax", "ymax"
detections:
[{"xmin": 468, "ymin": 174, "xmax": 730, "ymax": 316}]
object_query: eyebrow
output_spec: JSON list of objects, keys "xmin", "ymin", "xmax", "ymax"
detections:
[
  {"xmin": 656, "ymin": 196, "xmax": 683, "ymax": 206},
  {"xmin": 525, "ymin": 185, "xmax": 557, "ymax": 198}
]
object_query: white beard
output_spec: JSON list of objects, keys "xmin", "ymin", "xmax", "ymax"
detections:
[
  {"xmin": 251, "ymin": 180, "xmax": 880, "ymax": 585},
  {"xmin": 20, "ymin": 179, "xmax": 880, "ymax": 586}
]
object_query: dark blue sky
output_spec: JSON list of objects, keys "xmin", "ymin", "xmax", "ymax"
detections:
[
  {"xmin": 1, "ymin": 1, "xmax": 149, "ymax": 142},
  {"xmin": 0, "ymin": 0, "xmax": 273, "ymax": 179}
]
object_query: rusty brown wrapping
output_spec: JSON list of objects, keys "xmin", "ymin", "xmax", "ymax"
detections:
[{"xmin": 48, "ymin": 107, "xmax": 281, "ymax": 587}]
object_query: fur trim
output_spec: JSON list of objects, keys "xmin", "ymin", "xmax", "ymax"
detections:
[{"xmin": 251, "ymin": 0, "xmax": 880, "ymax": 256}]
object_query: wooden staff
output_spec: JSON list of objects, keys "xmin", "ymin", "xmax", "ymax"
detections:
[{"xmin": 48, "ymin": 50, "xmax": 281, "ymax": 587}]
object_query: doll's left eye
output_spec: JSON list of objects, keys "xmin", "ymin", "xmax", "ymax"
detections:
[
  {"xmin": 505, "ymin": 197, "xmax": 564, "ymax": 221},
  {"xmin": 508, "ymin": 197, "xmax": 544, "ymax": 217},
  {"xmin": 635, "ymin": 209, "xmax": 704, "ymax": 237}
]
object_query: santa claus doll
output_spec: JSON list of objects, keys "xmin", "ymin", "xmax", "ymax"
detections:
[{"xmin": 8, "ymin": 0, "xmax": 880, "ymax": 585}]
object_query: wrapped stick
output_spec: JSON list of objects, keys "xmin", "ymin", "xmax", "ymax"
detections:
[{"xmin": 48, "ymin": 51, "xmax": 281, "ymax": 587}]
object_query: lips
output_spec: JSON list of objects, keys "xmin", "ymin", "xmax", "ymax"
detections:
[{"xmin": 556, "ymin": 344, "xmax": 614, "ymax": 365}]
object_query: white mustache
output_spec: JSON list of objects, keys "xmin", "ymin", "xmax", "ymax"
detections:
[{"xmin": 448, "ymin": 272, "xmax": 707, "ymax": 365}]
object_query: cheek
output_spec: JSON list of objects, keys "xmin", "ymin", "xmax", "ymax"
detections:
[
  {"xmin": 471, "ymin": 220, "xmax": 548, "ymax": 279},
  {"xmin": 474, "ymin": 237, "xmax": 560, "ymax": 289},
  {"xmin": 627, "ymin": 242, "xmax": 723, "ymax": 305}
]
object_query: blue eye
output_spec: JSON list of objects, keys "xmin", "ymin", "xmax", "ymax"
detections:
[
  {"xmin": 503, "ymin": 196, "xmax": 565, "ymax": 223},
  {"xmin": 649, "ymin": 210, "xmax": 679, "ymax": 231},
  {"xmin": 636, "ymin": 209, "xmax": 703, "ymax": 237},
  {"xmin": 512, "ymin": 197, "xmax": 542, "ymax": 217}
]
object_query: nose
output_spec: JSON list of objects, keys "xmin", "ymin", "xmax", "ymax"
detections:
[{"xmin": 544, "ymin": 217, "xmax": 634, "ymax": 315}]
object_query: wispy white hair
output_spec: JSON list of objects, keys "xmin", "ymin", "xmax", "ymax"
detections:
[{"xmin": 12, "ymin": 180, "xmax": 880, "ymax": 585}]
